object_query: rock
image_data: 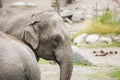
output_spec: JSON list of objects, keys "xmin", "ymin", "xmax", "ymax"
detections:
[
  {"xmin": 109, "ymin": 51, "xmax": 113, "ymax": 54},
  {"xmin": 12, "ymin": 2, "xmax": 26, "ymax": 7},
  {"xmin": 94, "ymin": 50, "xmax": 109, "ymax": 56},
  {"xmin": 95, "ymin": 52, "xmax": 107, "ymax": 56},
  {"xmin": 60, "ymin": 10, "xmax": 73, "ymax": 18},
  {"xmin": 99, "ymin": 37, "xmax": 112, "ymax": 44},
  {"xmin": 93, "ymin": 51, "xmax": 97, "ymax": 53},
  {"xmin": 85, "ymin": 14, "xmax": 93, "ymax": 19},
  {"xmin": 73, "ymin": 33, "xmax": 88, "ymax": 44},
  {"xmin": 12, "ymin": 2, "xmax": 37, "ymax": 7},
  {"xmin": 26, "ymin": 3, "xmax": 37, "ymax": 7},
  {"xmin": 72, "ymin": 11, "xmax": 85, "ymax": 22},
  {"xmin": 110, "ymin": 35, "xmax": 120, "ymax": 42},
  {"xmin": 85, "ymin": 34, "xmax": 99, "ymax": 44},
  {"xmin": 115, "ymin": 51, "xmax": 118, "ymax": 54},
  {"xmin": 72, "ymin": 46, "xmax": 93, "ymax": 65},
  {"xmin": 100, "ymin": 50, "xmax": 104, "ymax": 53}
]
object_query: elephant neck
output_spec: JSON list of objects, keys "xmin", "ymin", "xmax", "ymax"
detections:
[
  {"xmin": 35, "ymin": 53, "xmax": 40, "ymax": 61},
  {"xmin": 22, "ymin": 40, "xmax": 40, "ymax": 61}
]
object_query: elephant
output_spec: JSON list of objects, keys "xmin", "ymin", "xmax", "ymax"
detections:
[
  {"xmin": 1, "ymin": 11, "xmax": 73, "ymax": 80},
  {"xmin": 0, "ymin": 0, "xmax": 2, "ymax": 8},
  {"xmin": 0, "ymin": 31, "xmax": 40, "ymax": 80}
]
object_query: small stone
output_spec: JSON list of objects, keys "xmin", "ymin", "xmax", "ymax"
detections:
[
  {"xmin": 93, "ymin": 51, "xmax": 97, "ymax": 53},
  {"xmin": 105, "ymin": 52, "xmax": 108, "ymax": 55},
  {"xmin": 100, "ymin": 50, "xmax": 104, "ymax": 53},
  {"xmin": 99, "ymin": 53, "xmax": 105, "ymax": 56},
  {"xmin": 109, "ymin": 51, "xmax": 113, "ymax": 54},
  {"xmin": 95, "ymin": 54, "xmax": 98, "ymax": 56},
  {"xmin": 115, "ymin": 51, "xmax": 118, "ymax": 54}
]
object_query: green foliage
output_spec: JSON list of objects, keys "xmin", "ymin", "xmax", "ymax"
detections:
[
  {"xmin": 98, "ymin": 11, "xmax": 120, "ymax": 26},
  {"xmin": 99, "ymin": 11, "xmax": 113, "ymax": 24},
  {"xmin": 71, "ymin": 11, "xmax": 120, "ymax": 39}
]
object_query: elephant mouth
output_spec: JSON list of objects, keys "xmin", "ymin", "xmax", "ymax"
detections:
[{"xmin": 38, "ymin": 50, "xmax": 56, "ymax": 60}]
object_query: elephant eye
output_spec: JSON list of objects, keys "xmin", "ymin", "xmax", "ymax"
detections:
[
  {"xmin": 52, "ymin": 35, "xmax": 61, "ymax": 48},
  {"xmin": 52, "ymin": 38, "xmax": 59, "ymax": 48}
]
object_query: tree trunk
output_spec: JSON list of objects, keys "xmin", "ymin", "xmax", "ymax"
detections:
[
  {"xmin": 60, "ymin": 0, "xmax": 73, "ymax": 6},
  {"xmin": 0, "ymin": 0, "xmax": 2, "ymax": 8},
  {"xmin": 67, "ymin": 0, "xmax": 72, "ymax": 4}
]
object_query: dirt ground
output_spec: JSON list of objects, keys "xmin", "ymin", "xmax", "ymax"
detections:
[
  {"xmin": 0, "ymin": 0, "xmax": 120, "ymax": 80},
  {"xmin": 39, "ymin": 48, "xmax": 120, "ymax": 80},
  {"xmin": 40, "ymin": 64, "xmax": 117, "ymax": 80}
]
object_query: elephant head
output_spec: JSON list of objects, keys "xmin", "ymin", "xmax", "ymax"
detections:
[{"xmin": 21, "ymin": 11, "xmax": 73, "ymax": 80}]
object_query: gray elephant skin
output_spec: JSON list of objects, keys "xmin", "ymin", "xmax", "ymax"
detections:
[
  {"xmin": 0, "ymin": 31, "xmax": 40, "ymax": 80},
  {"xmin": 0, "ymin": 11, "xmax": 73, "ymax": 80}
]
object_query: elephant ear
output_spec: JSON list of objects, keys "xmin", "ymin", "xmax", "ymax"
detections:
[{"xmin": 21, "ymin": 26, "xmax": 39, "ymax": 49}]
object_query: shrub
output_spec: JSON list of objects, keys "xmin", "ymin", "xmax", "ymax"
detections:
[{"xmin": 72, "ymin": 11, "xmax": 120, "ymax": 39}]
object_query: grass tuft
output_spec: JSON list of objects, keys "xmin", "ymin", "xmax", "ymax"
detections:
[
  {"xmin": 71, "ymin": 11, "xmax": 120, "ymax": 39},
  {"xmin": 108, "ymin": 67, "xmax": 120, "ymax": 80}
]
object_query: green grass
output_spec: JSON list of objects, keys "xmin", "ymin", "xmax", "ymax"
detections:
[
  {"xmin": 38, "ymin": 57, "xmax": 91, "ymax": 66},
  {"xmin": 108, "ymin": 68, "xmax": 120, "ymax": 80},
  {"xmin": 38, "ymin": 58, "xmax": 49, "ymax": 64},
  {"xmin": 88, "ymin": 67, "xmax": 120, "ymax": 79},
  {"xmin": 88, "ymin": 72, "xmax": 108, "ymax": 78},
  {"xmin": 74, "ymin": 62, "xmax": 92, "ymax": 66},
  {"xmin": 75, "ymin": 42, "xmax": 120, "ymax": 48}
]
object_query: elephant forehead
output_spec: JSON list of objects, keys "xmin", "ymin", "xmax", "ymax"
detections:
[{"xmin": 32, "ymin": 11, "xmax": 58, "ymax": 21}]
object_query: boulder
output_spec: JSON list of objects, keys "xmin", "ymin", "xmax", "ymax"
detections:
[
  {"xmin": 99, "ymin": 37, "xmax": 112, "ymax": 44},
  {"xmin": 72, "ymin": 11, "xmax": 85, "ymax": 22},
  {"xmin": 73, "ymin": 33, "xmax": 88, "ymax": 44},
  {"xmin": 110, "ymin": 35, "xmax": 120, "ymax": 42},
  {"xmin": 85, "ymin": 34, "xmax": 99, "ymax": 44},
  {"xmin": 12, "ymin": 2, "xmax": 37, "ymax": 7},
  {"xmin": 72, "ymin": 46, "xmax": 93, "ymax": 65},
  {"xmin": 12, "ymin": 2, "xmax": 26, "ymax": 7},
  {"xmin": 26, "ymin": 3, "xmax": 37, "ymax": 7},
  {"xmin": 60, "ymin": 10, "xmax": 73, "ymax": 18}
]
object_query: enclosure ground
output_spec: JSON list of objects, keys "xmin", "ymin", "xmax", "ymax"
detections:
[
  {"xmin": 0, "ymin": 0, "xmax": 120, "ymax": 80},
  {"xmin": 40, "ymin": 64, "xmax": 118, "ymax": 80}
]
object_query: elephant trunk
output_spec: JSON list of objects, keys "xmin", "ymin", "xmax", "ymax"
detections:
[{"xmin": 55, "ymin": 41, "xmax": 73, "ymax": 80}]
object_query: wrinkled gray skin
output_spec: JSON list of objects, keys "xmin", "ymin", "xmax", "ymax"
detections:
[
  {"xmin": 0, "ymin": 0, "xmax": 2, "ymax": 8},
  {"xmin": 1, "ymin": 11, "xmax": 73, "ymax": 80},
  {"xmin": 0, "ymin": 31, "xmax": 40, "ymax": 80}
]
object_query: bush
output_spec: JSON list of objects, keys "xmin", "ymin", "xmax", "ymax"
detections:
[{"xmin": 72, "ymin": 11, "xmax": 120, "ymax": 39}]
